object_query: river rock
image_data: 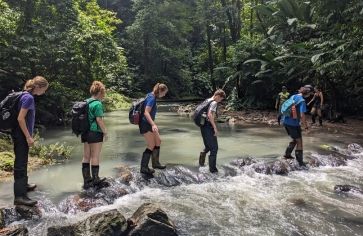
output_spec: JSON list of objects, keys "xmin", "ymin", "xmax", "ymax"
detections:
[
  {"xmin": 47, "ymin": 209, "xmax": 128, "ymax": 236},
  {"xmin": 334, "ymin": 185, "xmax": 363, "ymax": 194},
  {"xmin": 128, "ymin": 203, "xmax": 177, "ymax": 236},
  {"xmin": 0, "ymin": 208, "xmax": 4, "ymax": 229},
  {"xmin": 0, "ymin": 225, "xmax": 28, "ymax": 236}
]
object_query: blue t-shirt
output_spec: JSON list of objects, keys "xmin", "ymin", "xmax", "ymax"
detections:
[
  {"xmin": 18, "ymin": 92, "xmax": 35, "ymax": 136},
  {"xmin": 142, "ymin": 92, "xmax": 157, "ymax": 123},
  {"xmin": 283, "ymin": 94, "xmax": 306, "ymax": 127}
]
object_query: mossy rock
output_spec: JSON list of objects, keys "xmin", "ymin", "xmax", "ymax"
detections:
[{"xmin": 0, "ymin": 152, "xmax": 15, "ymax": 172}]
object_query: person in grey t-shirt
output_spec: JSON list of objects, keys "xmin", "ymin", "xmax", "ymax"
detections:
[{"xmin": 199, "ymin": 89, "xmax": 226, "ymax": 173}]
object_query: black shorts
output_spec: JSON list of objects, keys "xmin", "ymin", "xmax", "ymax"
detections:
[
  {"xmin": 81, "ymin": 131, "xmax": 104, "ymax": 143},
  {"xmin": 139, "ymin": 121, "xmax": 152, "ymax": 134},
  {"xmin": 284, "ymin": 125, "xmax": 302, "ymax": 139}
]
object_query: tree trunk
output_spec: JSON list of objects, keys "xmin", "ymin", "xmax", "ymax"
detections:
[{"xmin": 206, "ymin": 24, "xmax": 215, "ymax": 90}]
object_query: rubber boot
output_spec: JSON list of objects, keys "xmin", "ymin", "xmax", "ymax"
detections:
[
  {"xmin": 209, "ymin": 155, "xmax": 218, "ymax": 173},
  {"xmin": 319, "ymin": 117, "xmax": 323, "ymax": 126},
  {"xmin": 311, "ymin": 114, "xmax": 316, "ymax": 124},
  {"xmin": 82, "ymin": 163, "xmax": 93, "ymax": 190},
  {"xmin": 295, "ymin": 150, "xmax": 306, "ymax": 167},
  {"xmin": 140, "ymin": 150, "xmax": 155, "ymax": 175},
  {"xmin": 199, "ymin": 152, "xmax": 206, "ymax": 166},
  {"xmin": 26, "ymin": 176, "xmax": 37, "ymax": 192},
  {"xmin": 14, "ymin": 177, "xmax": 37, "ymax": 207},
  {"xmin": 284, "ymin": 141, "xmax": 296, "ymax": 159},
  {"xmin": 91, "ymin": 165, "xmax": 107, "ymax": 188},
  {"xmin": 152, "ymin": 147, "xmax": 166, "ymax": 169}
]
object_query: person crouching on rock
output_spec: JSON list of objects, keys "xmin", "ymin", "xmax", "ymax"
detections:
[
  {"xmin": 199, "ymin": 89, "xmax": 226, "ymax": 173},
  {"xmin": 13, "ymin": 76, "xmax": 49, "ymax": 207},
  {"xmin": 282, "ymin": 85, "xmax": 313, "ymax": 167},
  {"xmin": 139, "ymin": 83, "xmax": 168, "ymax": 176},
  {"xmin": 81, "ymin": 81, "xmax": 108, "ymax": 189}
]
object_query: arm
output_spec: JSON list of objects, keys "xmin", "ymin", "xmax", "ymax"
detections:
[
  {"xmin": 207, "ymin": 110, "xmax": 218, "ymax": 136},
  {"xmin": 96, "ymin": 117, "xmax": 107, "ymax": 134},
  {"xmin": 275, "ymin": 97, "xmax": 279, "ymax": 109},
  {"xmin": 307, "ymin": 95, "xmax": 315, "ymax": 106},
  {"xmin": 300, "ymin": 112, "xmax": 308, "ymax": 130},
  {"xmin": 320, "ymin": 92, "xmax": 324, "ymax": 107},
  {"xmin": 144, "ymin": 106, "xmax": 158, "ymax": 133},
  {"xmin": 17, "ymin": 108, "xmax": 34, "ymax": 146}
]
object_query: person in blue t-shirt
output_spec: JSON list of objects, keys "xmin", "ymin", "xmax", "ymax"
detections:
[
  {"xmin": 139, "ymin": 83, "xmax": 168, "ymax": 175},
  {"xmin": 12, "ymin": 76, "xmax": 48, "ymax": 207},
  {"xmin": 282, "ymin": 85, "xmax": 313, "ymax": 167}
]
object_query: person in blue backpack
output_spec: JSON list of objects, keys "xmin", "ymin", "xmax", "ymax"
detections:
[
  {"xmin": 139, "ymin": 83, "xmax": 168, "ymax": 175},
  {"xmin": 12, "ymin": 76, "xmax": 48, "ymax": 206},
  {"xmin": 198, "ymin": 89, "xmax": 226, "ymax": 173},
  {"xmin": 81, "ymin": 81, "xmax": 108, "ymax": 189},
  {"xmin": 282, "ymin": 85, "xmax": 313, "ymax": 167}
]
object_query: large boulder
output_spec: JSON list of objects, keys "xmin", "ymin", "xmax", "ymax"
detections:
[
  {"xmin": 47, "ymin": 209, "xmax": 128, "ymax": 236},
  {"xmin": 0, "ymin": 225, "xmax": 28, "ymax": 236},
  {"xmin": 128, "ymin": 203, "xmax": 177, "ymax": 236}
]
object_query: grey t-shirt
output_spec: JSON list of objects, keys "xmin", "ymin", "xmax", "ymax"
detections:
[{"xmin": 207, "ymin": 98, "xmax": 218, "ymax": 113}]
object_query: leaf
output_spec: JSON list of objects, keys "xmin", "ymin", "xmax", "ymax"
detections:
[
  {"xmin": 311, "ymin": 53, "xmax": 325, "ymax": 64},
  {"xmin": 267, "ymin": 25, "xmax": 276, "ymax": 35},
  {"xmin": 287, "ymin": 18, "xmax": 298, "ymax": 25},
  {"xmin": 243, "ymin": 59, "xmax": 267, "ymax": 65}
]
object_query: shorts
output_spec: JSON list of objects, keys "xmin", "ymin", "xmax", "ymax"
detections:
[
  {"xmin": 139, "ymin": 121, "xmax": 152, "ymax": 134},
  {"xmin": 284, "ymin": 125, "xmax": 302, "ymax": 139},
  {"xmin": 81, "ymin": 131, "xmax": 104, "ymax": 143}
]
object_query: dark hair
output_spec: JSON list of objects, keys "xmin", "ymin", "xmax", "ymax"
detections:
[
  {"xmin": 152, "ymin": 83, "xmax": 168, "ymax": 96},
  {"xmin": 90, "ymin": 81, "xmax": 106, "ymax": 96}
]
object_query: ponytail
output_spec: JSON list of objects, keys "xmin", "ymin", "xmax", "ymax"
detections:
[
  {"xmin": 152, "ymin": 83, "xmax": 168, "ymax": 96},
  {"xmin": 24, "ymin": 76, "xmax": 48, "ymax": 92}
]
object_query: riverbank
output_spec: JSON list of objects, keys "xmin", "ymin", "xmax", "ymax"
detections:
[
  {"xmin": 176, "ymin": 104, "xmax": 363, "ymax": 137},
  {"xmin": 0, "ymin": 134, "xmax": 72, "ymax": 182}
]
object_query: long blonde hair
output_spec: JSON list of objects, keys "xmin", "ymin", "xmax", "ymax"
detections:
[{"xmin": 23, "ymin": 76, "xmax": 49, "ymax": 92}]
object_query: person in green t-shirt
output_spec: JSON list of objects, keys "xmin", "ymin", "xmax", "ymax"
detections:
[
  {"xmin": 80, "ymin": 81, "xmax": 108, "ymax": 189},
  {"xmin": 275, "ymin": 86, "xmax": 290, "ymax": 125}
]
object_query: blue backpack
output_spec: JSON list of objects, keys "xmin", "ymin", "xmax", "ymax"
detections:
[{"xmin": 280, "ymin": 95, "xmax": 303, "ymax": 117}]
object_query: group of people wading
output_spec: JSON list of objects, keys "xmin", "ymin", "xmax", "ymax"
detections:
[{"xmin": 7, "ymin": 77, "xmax": 316, "ymax": 207}]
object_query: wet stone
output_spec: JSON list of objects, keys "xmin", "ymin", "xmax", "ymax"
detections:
[
  {"xmin": 334, "ymin": 185, "xmax": 363, "ymax": 194},
  {"xmin": 0, "ymin": 225, "xmax": 28, "ymax": 236}
]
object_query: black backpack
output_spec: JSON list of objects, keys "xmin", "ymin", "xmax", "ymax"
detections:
[
  {"xmin": 192, "ymin": 99, "xmax": 213, "ymax": 127},
  {"xmin": 129, "ymin": 98, "xmax": 146, "ymax": 125},
  {"xmin": 0, "ymin": 91, "xmax": 24, "ymax": 132},
  {"xmin": 71, "ymin": 99, "xmax": 97, "ymax": 136}
]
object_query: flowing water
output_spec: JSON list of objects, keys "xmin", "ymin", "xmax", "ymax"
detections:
[{"xmin": 0, "ymin": 105, "xmax": 362, "ymax": 235}]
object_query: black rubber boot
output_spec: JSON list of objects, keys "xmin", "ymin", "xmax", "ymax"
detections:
[
  {"xmin": 311, "ymin": 114, "xmax": 316, "ymax": 124},
  {"xmin": 26, "ymin": 176, "xmax": 36, "ymax": 192},
  {"xmin": 199, "ymin": 152, "xmax": 206, "ymax": 166},
  {"xmin": 277, "ymin": 114, "xmax": 281, "ymax": 125},
  {"xmin": 209, "ymin": 155, "xmax": 218, "ymax": 173},
  {"xmin": 14, "ymin": 177, "xmax": 37, "ymax": 207},
  {"xmin": 82, "ymin": 163, "xmax": 93, "ymax": 190},
  {"xmin": 140, "ymin": 149, "xmax": 155, "ymax": 175},
  {"xmin": 152, "ymin": 147, "xmax": 166, "ymax": 169},
  {"xmin": 319, "ymin": 117, "xmax": 323, "ymax": 126},
  {"xmin": 295, "ymin": 150, "xmax": 306, "ymax": 167},
  {"xmin": 284, "ymin": 141, "xmax": 296, "ymax": 159},
  {"xmin": 91, "ymin": 165, "xmax": 107, "ymax": 188}
]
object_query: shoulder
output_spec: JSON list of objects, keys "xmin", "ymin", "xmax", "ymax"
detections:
[{"xmin": 20, "ymin": 92, "xmax": 34, "ymax": 106}]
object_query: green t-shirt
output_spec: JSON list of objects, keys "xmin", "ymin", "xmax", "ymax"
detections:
[
  {"xmin": 87, "ymin": 98, "xmax": 104, "ymax": 133},
  {"xmin": 278, "ymin": 91, "xmax": 290, "ymax": 103}
]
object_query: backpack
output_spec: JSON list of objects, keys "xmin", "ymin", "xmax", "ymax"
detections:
[
  {"xmin": 192, "ymin": 99, "xmax": 214, "ymax": 127},
  {"xmin": 0, "ymin": 91, "xmax": 24, "ymax": 132},
  {"xmin": 71, "ymin": 99, "xmax": 97, "ymax": 136},
  {"xmin": 280, "ymin": 95, "xmax": 303, "ymax": 118},
  {"xmin": 129, "ymin": 97, "xmax": 146, "ymax": 125}
]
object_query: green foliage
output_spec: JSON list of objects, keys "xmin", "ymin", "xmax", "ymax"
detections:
[
  {"xmin": 104, "ymin": 91, "xmax": 132, "ymax": 111},
  {"xmin": 29, "ymin": 133, "xmax": 73, "ymax": 164},
  {"xmin": 0, "ymin": 152, "xmax": 14, "ymax": 172}
]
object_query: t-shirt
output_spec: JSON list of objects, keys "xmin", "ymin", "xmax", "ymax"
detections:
[
  {"xmin": 283, "ymin": 94, "xmax": 306, "ymax": 127},
  {"xmin": 18, "ymin": 92, "xmax": 35, "ymax": 136},
  {"xmin": 142, "ymin": 92, "xmax": 157, "ymax": 122},
  {"xmin": 207, "ymin": 98, "xmax": 218, "ymax": 113},
  {"xmin": 278, "ymin": 92, "xmax": 290, "ymax": 104},
  {"xmin": 87, "ymin": 98, "xmax": 104, "ymax": 133}
]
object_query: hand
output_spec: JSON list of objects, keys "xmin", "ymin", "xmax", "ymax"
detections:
[
  {"xmin": 275, "ymin": 106, "xmax": 278, "ymax": 110},
  {"xmin": 103, "ymin": 133, "xmax": 108, "ymax": 142},
  {"xmin": 214, "ymin": 128, "xmax": 219, "ymax": 136},
  {"xmin": 152, "ymin": 124, "xmax": 159, "ymax": 133},
  {"xmin": 26, "ymin": 136, "xmax": 35, "ymax": 147}
]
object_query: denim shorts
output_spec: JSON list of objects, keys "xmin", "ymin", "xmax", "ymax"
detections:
[
  {"xmin": 81, "ymin": 131, "xmax": 104, "ymax": 143},
  {"xmin": 284, "ymin": 125, "xmax": 302, "ymax": 139}
]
